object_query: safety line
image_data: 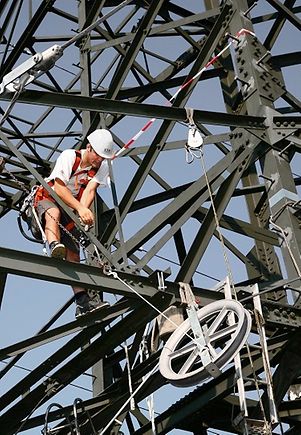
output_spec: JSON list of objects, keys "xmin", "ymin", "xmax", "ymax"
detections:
[
  {"xmin": 0, "ymin": 360, "xmax": 93, "ymax": 393},
  {"xmin": 110, "ymin": 270, "xmax": 191, "ymax": 332},
  {"xmin": 269, "ymin": 217, "xmax": 301, "ymax": 278},
  {"xmin": 100, "ymin": 362, "xmax": 159, "ymax": 435},
  {"xmin": 108, "ymin": 270, "xmax": 238, "ymax": 360},
  {"xmin": 14, "ymin": 393, "xmax": 50, "ymax": 434},
  {"xmin": 198, "ymin": 150, "xmax": 237, "ymax": 298},
  {"xmin": 113, "ymin": 28, "xmax": 255, "ymax": 159}
]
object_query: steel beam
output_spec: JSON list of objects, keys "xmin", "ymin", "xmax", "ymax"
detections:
[
  {"xmin": 91, "ymin": 8, "xmax": 220, "ymax": 52},
  {"xmin": 133, "ymin": 338, "xmax": 285, "ymax": 434},
  {"xmin": 0, "ymin": 246, "xmax": 224, "ymax": 306},
  {"xmin": 0, "ymin": 90, "xmax": 266, "ymax": 127},
  {"xmin": 0, "ymin": 0, "xmax": 57, "ymax": 78},
  {"xmin": 265, "ymin": 0, "xmax": 301, "ymax": 31},
  {"xmin": 106, "ymin": 0, "xmax": 165, "ymax": 99},
  {"xmin": 176, "ymin": 157, "xmax": 252, "ymax": 282},
  {"xmin": 101, "ymin": 2, "xmax": 236, "ymax": 247},
  {"xmin": 0, "ymin": 292, "xmax": 172, "ymax": 434},
  {"xmin": 0, "ymin": 299, "xmax": 132, "ymax": 361}
]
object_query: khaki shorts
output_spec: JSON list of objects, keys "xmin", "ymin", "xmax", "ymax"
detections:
[{"xmin": 36, "ymin": 199, "xmax": 79, "ymax": 254}]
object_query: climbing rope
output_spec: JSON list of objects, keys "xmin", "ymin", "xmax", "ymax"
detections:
[
  {"xmin": 195, "ymin": 126, "xmax": 238, "ymax": 298},
  {"xmin": 269, "ymin": 216, "xmax": 301, "ymax": 279},
  {"xmin": 139, "ymin": 323, "xmax": 156, "ymax": 434},
  {"xmin": 100, "ymin": 362, "xmax": 159, "ymax": 435}
]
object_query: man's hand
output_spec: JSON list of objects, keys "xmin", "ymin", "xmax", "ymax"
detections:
[{"xmin": 77, "ymin": 205, "xmax": 94, "ymax": 226}]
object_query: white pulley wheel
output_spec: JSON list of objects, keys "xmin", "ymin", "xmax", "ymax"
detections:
[{"xmin": 159, "ymin": 299, "xmax": 251, "ymax": 387}]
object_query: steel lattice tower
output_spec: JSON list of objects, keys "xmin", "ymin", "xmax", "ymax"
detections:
[{"xmin": 0, "ymin": 1, "xmax": 301, "ymax": 434}]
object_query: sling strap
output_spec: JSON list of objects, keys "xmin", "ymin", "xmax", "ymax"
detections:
[{"xmin": 34, "ymin": 150, "xmax": 97, "ymax": 205}]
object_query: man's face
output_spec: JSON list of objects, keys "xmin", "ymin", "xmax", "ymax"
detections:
[{"xmin": 88, "ymin": 145, "xmax": 104, "ymax": 168}]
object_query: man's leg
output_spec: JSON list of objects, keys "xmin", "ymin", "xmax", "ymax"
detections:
[
  {"xmin": 37, "ymin": 201, "xmax": 66, "ymax": 258},
  {"xmin": 66, "ymin": 248, "xmax": 109, "ymax": 317},
  {"xmin": 44, "ymin": 206, "xmax": 61, "ymax": 244},
  {"xmin": 66, "ymin": 248, "xmax": 83, "ymax": 295}
]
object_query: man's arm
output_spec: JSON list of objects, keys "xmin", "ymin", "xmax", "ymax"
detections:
[
  {"xmin": 80, "ymin": 180, "xmax": 99, "ymax": 209},
  {"xmin": 54, "ymin": 178, "xmax": 94, "ymax": 226}
]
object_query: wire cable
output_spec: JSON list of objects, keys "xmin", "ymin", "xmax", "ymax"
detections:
[
  {"xmin": 138, "ymin": 248, "xmax": 220, "ymax": 282},
  {"xmin": 14, "ymin": 393, "xmax": 50, "ymax": 434},
  {"xmin": 198, "ymin": 148, "xmax": 237, "ymax": 298},
  {"xmin": 100, "ymin": 362, "xmax": 159, "ymax": 435},
  {"xmin": 0, "ymin": 360, "xmax": 93, "ymax": 393},
  {"xmin": 0, "ymin": 87, "xmax": 22, "ymax": 127}
]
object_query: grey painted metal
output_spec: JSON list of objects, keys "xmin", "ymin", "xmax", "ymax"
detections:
[
  {"xmin": 0, "ymin": 292, "xmax": 172, "ymax": 434},
  {"xmin": 135, "ymin": 336, "xmax": 286, "ymax": 434},
  {"xmin": 106, "ymin": 0, "xmax": 166, "ymax": 100},
  {"xmin": 0, "ymin": 90, "xmax": 266, "ymax": 127},
  {"xmin": 265, "ymin": 0, "xmax": 301, "ymax": 31},
  {"xmin": 0, "ymin": 300, "xmax": 132, "ymax": 361},
  {"xmin": 177, "ymin": 152, "xmax": 253, "ymax": 282}
]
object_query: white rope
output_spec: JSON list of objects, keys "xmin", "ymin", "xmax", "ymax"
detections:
[
  {"xmin": 0, "ymin": 87, "xmax": 22, "ymax": 127},
  {"xmin": 100, "ymin": 363, "xmax": 159, "ymax": 435},
  {"xmin": 198, "ymin": 144, "xmax": 238, "ymax": 298},
  {"xmin": 124, "ymin": 343, "xmax": 135, "ymax": 411},
  {"xmin": 108, "ymin": 270, "xmax": 201, "ymax": 347},
  {"xmin": 139, "ymin": 323, "xmax": 156, "ymax": 434},
  {"xmin": 269, "ymin": 217, "xmax": 301, "ymax": 279},
  {"xmin": 246, "ymin": 343, "xmax": 270, "ymax": 426}
]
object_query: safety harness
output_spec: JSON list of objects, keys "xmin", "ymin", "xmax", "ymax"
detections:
[
  {"xmin": 34, "ymin": 150, "xmax": 97, "ymax": 204},
  {"xmin": 20, "ymin": 150, "xmax": 97, "ymax": 242}
]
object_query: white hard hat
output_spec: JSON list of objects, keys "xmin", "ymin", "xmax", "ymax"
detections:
[{"xmin": 87, "ymin": 129, "xmax": 114, "ymax": 159}]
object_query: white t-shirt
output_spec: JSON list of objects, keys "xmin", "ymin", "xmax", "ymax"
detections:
[{"xmin": 46, "ymin": 149, "xmax": 109, "ymax": 197}]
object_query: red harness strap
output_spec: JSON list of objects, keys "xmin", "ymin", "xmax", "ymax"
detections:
[{"xmin": 34, "ymin": 150, "xmax": 97, "ymax": 205}]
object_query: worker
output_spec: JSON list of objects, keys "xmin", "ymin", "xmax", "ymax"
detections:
[{"xmin": 34, "ymin": 128, "xmax": 114, "ymax": 317}]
